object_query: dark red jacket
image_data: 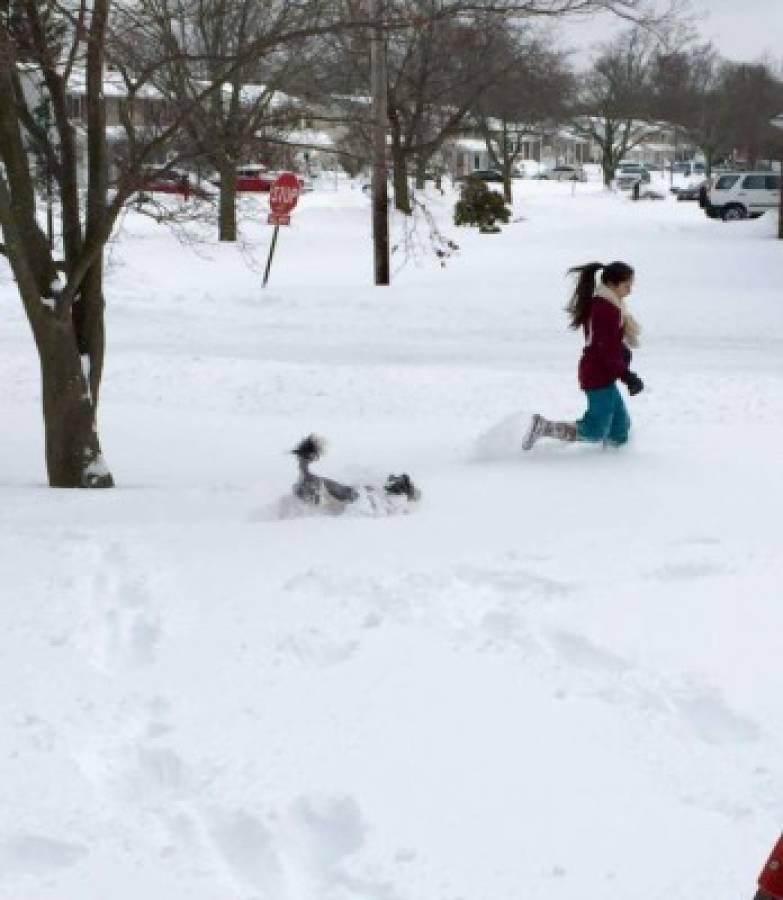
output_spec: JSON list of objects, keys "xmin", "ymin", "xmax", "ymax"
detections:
[
  {"xmin": 759, "ymin": 835, "xmax": 783, "ymax": 899},
  {"xmin": 578, "ymin": 296, "xmax": 630, "ymax": 391}
]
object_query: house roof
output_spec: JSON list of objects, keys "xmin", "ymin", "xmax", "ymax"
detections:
[
  {"xmin": 66, "ymin": 68, "xmax": 164, "ymax": 100},
  {"xmin": 272, "ymin": 129, "xmax": 335, "ymax": 148},
  {"xmin": 452, "ymin": 138, "xmax": 489, "ymax": 153}
]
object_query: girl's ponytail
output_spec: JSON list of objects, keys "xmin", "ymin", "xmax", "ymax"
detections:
[{"xmin": 565, "ymin": 262, "xmax": 604, "ymax": 329}]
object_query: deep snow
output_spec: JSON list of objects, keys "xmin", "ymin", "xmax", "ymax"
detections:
[{"xmin": 1, "ymin": 174, "xmax": 782, "ymax": 900}]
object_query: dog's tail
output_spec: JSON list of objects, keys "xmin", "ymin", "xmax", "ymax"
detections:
[{"xmin": 292, "ymin": 434, "xmax": 326, "ymax": 474}]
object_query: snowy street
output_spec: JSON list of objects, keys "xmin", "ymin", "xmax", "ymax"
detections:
[{"xmin": 1, "ymin": 176, "xmax": 782, "ymax": 900}]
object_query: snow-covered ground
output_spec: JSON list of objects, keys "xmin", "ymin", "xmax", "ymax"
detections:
[{"xmin": 1, "ymin": 176, "xmax": 782, "ymax": 900}]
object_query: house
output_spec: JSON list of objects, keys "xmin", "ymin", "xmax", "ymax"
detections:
[
  {"xmin": 17, "ymin": 64, "xmax": 172, "ymax": 186},
  {"xmin": 442, "ymin": 119, "xmax": 592, "ymax": 177}
]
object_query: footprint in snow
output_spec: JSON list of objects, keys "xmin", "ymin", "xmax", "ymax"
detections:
[
  {"xmin": 673, "ymin": 690, "xmax": 761, "ymax": 745},
  {"xmin": 198, "ymin": 794, "xmax": 394, "ymax": 900},
  {"xmin": 0, "ymin": 834, "xmax": 88, "ymax": 880},
  {"xmin": 648, "ymin": 560, "xmax": 726, "ymax": 581},
  {"xmin": 547, "ymin": 629, "xmax": 631, "ymax": 675},
  {"xmin": 79, "ymin": 541, "xmax": 161, "ymax": 673}
]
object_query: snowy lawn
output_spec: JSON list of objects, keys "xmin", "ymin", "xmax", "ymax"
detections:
[{"xmin": 1, "ymin": 176, "xmax": 782, "ymax": 900}]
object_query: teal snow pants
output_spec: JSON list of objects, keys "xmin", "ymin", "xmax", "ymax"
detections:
[{"xmin": 577, "ymin": 384, "xmax": 630, "ymax": 446}]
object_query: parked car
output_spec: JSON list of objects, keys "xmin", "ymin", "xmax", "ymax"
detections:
[
  {"xmin": 706, "ymin": 171, "xmax": 781, "ymax": 220},
  {"xmin": 136, "ymin": 166, "xmax": 211, "ymax": 199},
  {"xmin": 615, "ymin": 163, "xmax": 651, "ymax": 191},
  {"xmin": 234, "ymin": 165, "xmax": 276, "ymax": 192},
  {"xmin": 458, "ymin": 168, "xmax": 504, "ymax": 183},
  {"xmin": 546, "ymin": 164, "xmax": 587, "ymax": 182},
  {"xmin": 675, "ymin": 180, "xmax": 706, "ymax": 201},
  {"xmin": 210, "ymin": 166, "xmax": 310, "ymax": 193}
]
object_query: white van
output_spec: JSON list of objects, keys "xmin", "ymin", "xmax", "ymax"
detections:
[{"xmin": 706, "ymin": 171, "xmax": 780, "ymax": 221}]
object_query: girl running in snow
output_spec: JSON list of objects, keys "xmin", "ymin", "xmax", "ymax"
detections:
[
  {"xmin": 755, "ymin": 834, "xmax": 783, "ymax": 900},
  {"xmin": 522, "ymin": 261, "xmax": 644, "ymax": 451}
]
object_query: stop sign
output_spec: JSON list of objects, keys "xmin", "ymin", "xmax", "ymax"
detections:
[{"xmin": 270, "ymin": 172, "xmax": 300, "ymax": 217}]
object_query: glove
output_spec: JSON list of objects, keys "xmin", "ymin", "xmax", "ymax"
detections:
[
  {"xmin": 622, "ymin": 345, "xmax": 633, "ymax": 366},
  {"xmin": 624, "ymin": 371, "xmax": 644, "ymax": 396}
]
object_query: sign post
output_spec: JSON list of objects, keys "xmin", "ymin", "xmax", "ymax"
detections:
[{"xmin": 263, "ymin": 172, "xmax": 300, "ymax": 287}]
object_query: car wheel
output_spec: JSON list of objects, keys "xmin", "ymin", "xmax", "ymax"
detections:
[{"xmin": 722, "ymin": 204, "xmax": 746, "ymax": 221}]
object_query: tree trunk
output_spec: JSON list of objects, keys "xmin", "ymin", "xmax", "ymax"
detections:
[
  {"xmin": 779, "ymin": 153, "xmax": 783, "ymax": 241},
  {"xmin": 38, "ymin": 317, "xmax": 113, "ymax": 488},
  {"xmin": 414, "ymin": 153, "xmax": 426, "ymax": 191},
  {"xmin": 391, "ymin": 143, "xmax": 411, "ymax": 214},
  {"xmin": 602, "ymin": 147, "xmax": 615, "ymax": 187},
  {"xmin": 704, "ymin": 147, "xmax": 713, "ymax": 178},
  {"xmin": 503, "ymin": 169, "xmax": 512, "ymax": 204},
  {"xmin": 218, "ymin": 164, "xmax": 237, "ymax": 241},
  {"xmin": 73, "ymin": 261, "xmax": 107, "ymax": 411},
  {"xmin": 1, "ymin": 14, "xmax": 113, "ymax": 488},
  {"xmin": 501, "ymin": 122, "xmax": 512, "ymax": 204}
]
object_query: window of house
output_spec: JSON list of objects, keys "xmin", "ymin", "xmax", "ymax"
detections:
[{"xmin": 474, "ymin": 154, "xmax": 480, "ymax": 168}]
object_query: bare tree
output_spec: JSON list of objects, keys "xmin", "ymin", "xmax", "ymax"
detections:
[
  {"xmin": 717, "ymin": 62, "xmax": 783, "ymax": 168},
  {"xmin": 649, "ymin": 44, "xmax": 731, "ymax": 175},
  {"xmin": 0, "ymin": 0, "xmax": 352, "ymax": 487},
  {"xmin": 475, "ymin": 35, "xmax": 572, "ymax": 202},
  {"xmin": 651, "ymin": 47, "xmax": 783, "ymax": 173},
  {"xmin": 148, "ymin": 0, "xmax": 315, "ymax": 241},
  {"xmin": 569, "ymin": 26, "xmax": 657, "ymax": 186},
  {"xmin": 385, "ymin": 11, "xmax": 526, "ymax": 212}
]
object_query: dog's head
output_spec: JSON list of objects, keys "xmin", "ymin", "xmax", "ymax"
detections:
[{"xmin": 292, "ymin": 434, "xmax": 326, "ymax": 470}]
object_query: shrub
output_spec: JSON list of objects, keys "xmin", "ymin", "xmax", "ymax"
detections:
[{"xmin": 453, "ymin": 176, "xmax": 510, "ymax": 232}]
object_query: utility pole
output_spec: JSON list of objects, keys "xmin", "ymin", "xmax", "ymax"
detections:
[
  {"xmin": 771, "ymin": 114, "xmax": 783, "ymax": 240},
  {"xmin": 370, "ymin": 0, "xmax": 389, "ymax": 285}
]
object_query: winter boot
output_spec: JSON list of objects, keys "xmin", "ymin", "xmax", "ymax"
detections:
[{"xmin": 522, "ymin": 414, "xmax": 577, "ymax": 451}]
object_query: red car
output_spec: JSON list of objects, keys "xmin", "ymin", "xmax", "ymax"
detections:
[
  {"xmin": 136, "ymin": 167, "xmax": 210, "ymax": 199},
  {"xmin": 235, "ymin": 165, "xmax": 276, "ymax": 192},
  {"xmin": 214, "ymin": 166, "xmax": 308, "ymax": 193}
]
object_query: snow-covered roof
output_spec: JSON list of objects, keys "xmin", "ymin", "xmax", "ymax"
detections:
[
  {"xmin": 637, "ymin": 141, "xmax": 675, "ymax": 152},
  {"xmin": 280, "ymin": 130, "xmax": 335, "ymax": 148},
  {"xmin": 192, "ymin": 80, "xmax": 298, "ymax": 109},
  {"xmin": 483, "ymin": 117, "xmax": 539, "ymax": 134},
  {"xmin": 452, "ymin": 138, "xmax": 489, "ymax": 153},
  {"xmin": 331, "ymin": 93, "xmax": 372, "ymax": 106},
  {"xmin": 66, "ymin": 68, "xmax": 164, "ymax": 100},
  {"xmin": 555, "ymin": 128, "xmax": 588, "ymax": 144}
]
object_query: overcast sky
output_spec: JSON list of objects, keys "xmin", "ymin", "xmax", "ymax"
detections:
[{"xmin": 556, "ymin": 0, "xmax": 783, "ymax": 66}]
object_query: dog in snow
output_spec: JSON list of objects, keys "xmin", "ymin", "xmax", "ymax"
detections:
[{"xmin": 279, "ymin": 434, "xmax": 420, "ymax": 517}]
